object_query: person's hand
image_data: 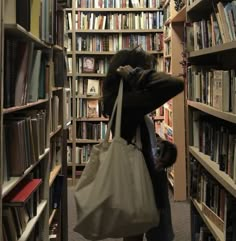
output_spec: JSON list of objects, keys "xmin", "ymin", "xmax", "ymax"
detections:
[{"xmin": 116, "ymin": 65, "xmax": 134, "ymax": 80}]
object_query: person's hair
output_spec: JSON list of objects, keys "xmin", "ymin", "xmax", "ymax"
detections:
[{"xmin": 102, "ymin": 47, "xmax": 156, "ymax": 115}]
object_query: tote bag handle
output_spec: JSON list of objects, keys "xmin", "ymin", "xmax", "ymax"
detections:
[
  {"xmin": 104, "ymin": 79, "xmax": 123, "ymax": 141},
  {"xmin": 104, "ymin": 79, "xmax": 142, "ymax": 150}
]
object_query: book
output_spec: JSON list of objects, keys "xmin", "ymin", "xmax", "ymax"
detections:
[
  {"xmin": 87, "ymin": 99, "xmax": 99, "ymax": 118},
  {"xmin": 86, "ymin": 79, "xmax": 100, "ymax": 96},
  {"xmin": 27, "ymin": 49, "xmax": 42, "ymax": 103},
  {"xmin": 3, "ymin": 178, "xmax": 42, "ymax": 205},
  {"xmin": 82, "ymin": 57, "xmax": 95, "ymax": 73}
]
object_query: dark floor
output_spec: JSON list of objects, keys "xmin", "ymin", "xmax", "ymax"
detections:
[{"xmin": 68, "ymin": 186, "xmax": 191, "ymax": 241}]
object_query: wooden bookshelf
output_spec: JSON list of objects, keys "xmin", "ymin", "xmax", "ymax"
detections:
[
  {"xmin": 162, "ymin": 0, "xmax": 187, "ymax": 201},
  {"xmin": 65, "ymin": 2, "xmax": 164, "ymax": 185},
  {"xmin": 0, "ymin": 0, "xmax": 69, "ymax": 240},
  {"xmin": 187, "ymin": 0, "xmax": 236, "ymax": 239}
]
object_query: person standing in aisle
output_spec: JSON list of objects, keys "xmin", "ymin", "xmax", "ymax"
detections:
[{"xmin": 102, "ymin": 47, "xmax": 184, "ymax": 241}]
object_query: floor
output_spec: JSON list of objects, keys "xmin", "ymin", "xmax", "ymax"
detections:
[{"xmin": 67, "ymin": 186, "xmax": 191, "ymax": 241}]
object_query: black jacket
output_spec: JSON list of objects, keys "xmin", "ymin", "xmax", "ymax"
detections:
[{"xmin": 104, "ymin": 68, "xmax": 184, "ymax": 241}]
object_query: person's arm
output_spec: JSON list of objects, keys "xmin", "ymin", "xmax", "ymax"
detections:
[{"xmin": 117, "ymin": 65, "xmax": 184, "ymax": 116}]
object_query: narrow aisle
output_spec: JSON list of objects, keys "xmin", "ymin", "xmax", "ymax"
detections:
[{"xmin": 68, "ymin": 186, "xmax": 190, "ymax": 241}]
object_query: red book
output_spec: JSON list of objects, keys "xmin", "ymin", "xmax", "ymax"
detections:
[{"xmin": 4, "ymin": 178, "xmax": 42, "ymax": 205}]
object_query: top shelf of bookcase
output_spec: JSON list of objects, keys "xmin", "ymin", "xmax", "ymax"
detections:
[
  {"xmin": 74, "ymin": 8, "xmax": 163, "ymax": 12},
  {"xmin": 186, "ymin": 0, "xmax": 212, "ymax": 13},
  {"xmin": 171, "ymin": 5, "xmax": 186, "ymax": 23}
]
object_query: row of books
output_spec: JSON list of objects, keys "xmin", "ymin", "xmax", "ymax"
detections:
[
  {"xmin": 72, "ymin": 78, "xmax": 102, "ymax": 97},
  {"xmin": 67, "ymin": 144, "xmax": 93, "ymax": 164},
  {"xmin": 191, "ymin": 207, "xmax": 216, "ymax": 241},
  {"xmin": 187, "ymin": 66, "xmax": 236, "ymax": 113},
  {"xmin": 50, "ymin": 138, "xmax": 62, "ymax": 172},
  {"xmin": 50, "ymin": 95, "xmax": 60, "ymax": 134},
  {"xmin": 190, "ymin": 158, "xmax": 236, "ymax": 240},
  {"xmin": 164, "ymin": 40, "xmax": 171, "ymax": 55},
  {"xmin": 70, "ymin": 11, "xmax": 164, "ymax": 31},
  {"xmin": 2, "ymin": 177, "xmax": 42, "ymax": 241},
  {"xmin": 76, "ymin": 56, "xmax": 110, "ymax": 74},
  {"xmin": 76, "ymin": 33, "xmax": 163, "ymax": 52},
  {"xmin": 3, "ymin": 110, "xmax": 47, "ymax": 181},
  {"xmin": 74, "ymin": 0, "xmax": 162, "ymax": 8},
  {"xmin": 4, "ymin": 39, "xmax": 47, "ymax": 108},
  {"xmin": 75, "ymin": 99, "xmax": 102, "ymax": 119},
  {"xmin": 76, "ymin": 121, "xmax": 108, "ymax": 140},
  {"xmin": 188, "ymin": 1, "xmax": 236, "ymax": 51},
  {"xmin": 5, "ymin": 0, "xmax": 53, "ymax": 43},
  {"xmin": 192, "ymin": 112, "xmax": 236, "ymax": 181}
]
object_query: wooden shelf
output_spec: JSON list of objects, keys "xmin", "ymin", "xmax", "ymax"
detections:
[
  {"xmin": 49, "ymin": 209, "xmax": 57, "ymax": 226},
  {"xmin": 188, "ymin": 100, "xmax": 236, "ymax": 124},
  {"xmin": 188, "ymin": 40, "xmax": 236, "ymax": 58},
  {"xmin": 75, "ymin": 29, "xmax": 163, "ymax": 33},
  {"xmin": 186, "ymin": 0, "xmax": 212, "ymax": 14},
  {"xmin": 49, "ymin": 164, "xmax": 62, "ymax": 187},
  {"xmin": 3, "ymin": 99, "xmax": 48, "ymax": 114},
  {"xmin": 18, "ymin": 200, "xmax": 48, "ymax": 241},
  {"xmin": 171, "ymin": 5, "xmax": 186, "ymax": 22},
  {"xmin": 76, "ymin": 117, "xmax": 109, "ymax": 122},
  {"xmin": 75, "ymin": 139, "xmax": 101, "ymax": 144},
  {"xmin": 75, "ymin": 8, "xmax": 163, "ymax": 12},
  {"xmin": 76, "ymin": 73, "xmax": 106, "ymax": 77},
  {"xmin": 191, "ymin": 198, "xmax": 224, "ymax": 241},
  {"xmin": 4, "ymin": 24, "xmax": 50, "ymax": 48},
  {"xmin": 50, "ymin": 125, "xmax": 63, "ymax": 138},
  {"xmin": 2, "ymin": 148, "xmax": 50, "ymax": 198},
  {"xmin": 74, "ymin": 50, "xmax": 163, "ymax": 55},
  {"xmin": 189, "ymin": 146, "xmax": 236, "ymax": 198}
]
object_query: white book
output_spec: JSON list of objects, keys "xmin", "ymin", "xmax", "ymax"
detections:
[{"xmin": 87, "ymin": 79, "xmax": 100, "ymax": 96}]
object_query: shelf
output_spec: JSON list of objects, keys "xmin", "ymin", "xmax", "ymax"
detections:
[
  {"xmin": 189, "ymin": 146, "xmax": 236, "ymax": 198},
  {"xmin": 191, "ymin": 198, "xmax": 224, "ymax": 241},
  {"xmin": 74, "ymin": 50, "xmax": 163, "ymax": 55},
  {"xmin": 51, "ymin": 87, "xmax": 63, "ymax": 92},
  {"xmin": 50, "ymin": 125, "xmax": 62, "ymax": 138},
  {"xmin": 171, "ymin": 5, "xmax": 186, "ymax": 23},
  {"xmin": 186, "ymin": 0, "xmax": 212, "ymax": 14},
  {"xmin": 75, "ymin": 29, "xmax": 163, "ymax": 33},
  {"xmin": 4, "ymin": 24, "xmax": 50, "ymax": 48},
  {"xmin": 164, "ymin": 36, "xmax": 171, "ymax": 42},
  {"xmin": 3, "ymin": 99, "xmax": 48, "ymax": 114},
  {"xmin": 2, "ymin": 148, "xmax": 50, "ymax": 198},
  {"xmin": 76, "ymin": 139, "xmax": 101, "ymax": 144},
  {"xmin": 76, "ymin": 73, "xmax": 106, "ymax": 77},
  {"xmin": 49, "ymin": 209, "xmax": 57, "ymax": 226},
  {"xmin": 188, "ymin": 100, "xmax": 236, "ymax": 124},
  {"xmin": 49, "ymin": 164, "xmax": 62, "ymax": 187},
  {"xmin": 76, "ymin": 117, "xmax": 109, "ymax": 122},
  {"xmin": 18, "ymin": 200, "xmax": 47, "ymax": 241},
  {"xmin": 75, "ymin": 8, "xmax": 163, "ymax": 12},
  {"xmin": 53, "ymin": 45, "xmax": 63, "ymax": 52},
  {"xmin": 152, "ymin": 116, "xmax": 164, "ymax": 121},
  {"xmin": 188, "ymin": 40, "xmax": 236, "ymax": 58}
]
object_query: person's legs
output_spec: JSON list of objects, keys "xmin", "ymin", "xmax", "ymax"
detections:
[{"xmin": 123, "ymin": 234, "xmax": 144, "ymax": 241}]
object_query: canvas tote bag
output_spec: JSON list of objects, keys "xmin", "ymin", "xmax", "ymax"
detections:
[{"xmin": 74, "ymin": 79, "xmax": 160, "ymax": 240}]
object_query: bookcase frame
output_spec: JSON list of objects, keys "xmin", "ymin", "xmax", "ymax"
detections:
[
  {"xmin": 0, "ymin": 0, "xmax": 3, "ymax": 234},
  {"xmin": 186, "ymin": 0, "xmax": 236, "ymax": 240},
  {"xmin": 163, "ymin": 0, "xmax": 187, "ymax": 201},
  {"xmin": 65, "ymin": 3, "xmax": 164, "ymax": 185},
  {"xmin": 0, "ymin": 0, "xmax": 69, "ymax": 240}
]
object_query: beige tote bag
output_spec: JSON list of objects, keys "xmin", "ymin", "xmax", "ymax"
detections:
[{"xmin": 74, "ymin": 80, "xmax": 159, "ymax": 240}]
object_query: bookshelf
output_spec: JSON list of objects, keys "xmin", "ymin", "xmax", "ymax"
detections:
[
  {"xmin": 65, "ymin": 0, "xmax": 164, "ymax": 185},
  {"xmin": 162, "ymin": 0, "xmax": 187, "ymax": 201},
  {"xmin": 186, "ymin": 0, "xmax": 236, "ymax": 240},
  {"xmin": 0, "ymin": 0, "xmax": 69, "ymax": 240}
]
